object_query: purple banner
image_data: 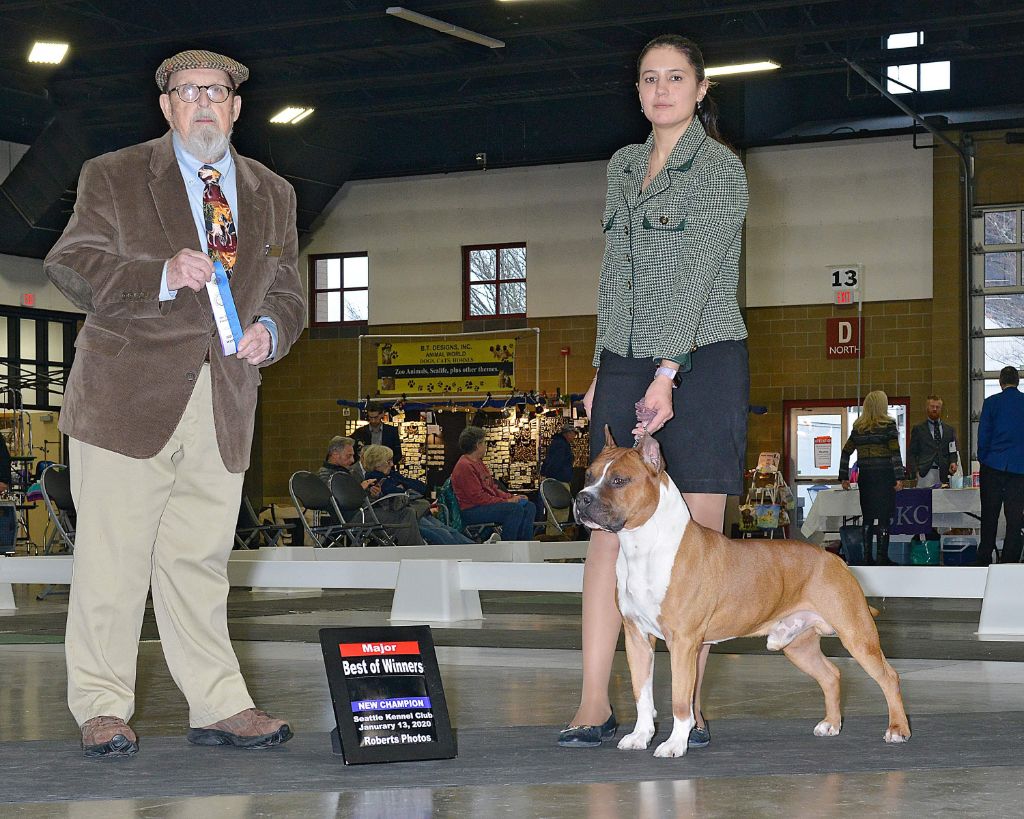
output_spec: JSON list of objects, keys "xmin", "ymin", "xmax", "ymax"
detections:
[
  {"xmin": 352, "ymin": 697, "xmax": 431, "ymax": 712},
  {"xmin": 890, "ymin": 488, "xmax": 933, "ymax": 535}
]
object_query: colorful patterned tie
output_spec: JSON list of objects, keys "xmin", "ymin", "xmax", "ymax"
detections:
[{"xmin": 198, "ymin": 165, "xmax": 237, "ymax": 276}]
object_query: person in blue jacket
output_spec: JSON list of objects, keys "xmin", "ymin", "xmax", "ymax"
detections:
[
  {"xmin": 360, "ymin": 444, "xmax": 474, "ymax": 545},
  {"xmin": 977, "ymin": 365, "xmax": 1024, "ymax": 565}
]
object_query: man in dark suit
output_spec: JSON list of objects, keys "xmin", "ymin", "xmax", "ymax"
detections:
[
  {"xmin": 352, "ymin": 406, "xmax": 403, "ymax": 465},
  {"xmin": 907, "ymin": 394, "xmax": 958, "ymax": 487},
  {"xmin": 977, "ymin": 366, "xmax": 1024, "ymax": 565},
  {"xmin": 45, "ymin": 50, "xmax": 305, "ymax": 757}
]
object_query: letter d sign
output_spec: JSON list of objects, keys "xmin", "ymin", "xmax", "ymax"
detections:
[{"xmin": 838, "ymin": 321, "xmax": 852, "ymax": 344}]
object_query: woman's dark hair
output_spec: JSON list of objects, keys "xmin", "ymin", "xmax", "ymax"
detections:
[
  {"xmin": 458, "ymin": 425, "xmax": 487, "ymax": 455},
  {"xmin": 637, "ymin": 34, "xmax": 725, "ymax": 145}
]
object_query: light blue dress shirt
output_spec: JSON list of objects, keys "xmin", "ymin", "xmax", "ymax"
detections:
[{"xmin": 160, "ymin": 132, "xmax": 278, "ymax": 358}]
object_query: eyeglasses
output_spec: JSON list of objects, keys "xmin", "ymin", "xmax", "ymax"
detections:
[{"xmin": 166, "ymin": 83, "xmax": 235, "ymax": 103}]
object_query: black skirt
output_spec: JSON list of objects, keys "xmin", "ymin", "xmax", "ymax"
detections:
[
  {"xmin": 589, "ymin": 342, "xmax": 749, "ymax": 495},
  {"xmin": 857, "ymin": 467, "xmax": 896, "ymax": 523}
]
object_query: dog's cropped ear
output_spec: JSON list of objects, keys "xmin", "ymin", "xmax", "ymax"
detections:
[
  {"xmin": 603, "ymin": 425, "xmax": 617, "ymax": 450},
  {"xmin": 639, "ymin": 434, "xmax": 664, "ymax": 472}
]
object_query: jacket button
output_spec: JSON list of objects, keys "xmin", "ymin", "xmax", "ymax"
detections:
[
  {"xmin": 660, "ymin": 215, "xmax": 669, "ymax": 225},
  {"xmin": 627, "ymin": 281, "xmax": 632, "ymax": 290},
  {"xmin": 186, "ymin": 371, "xmax": 196, "ymax": 382},
  {"xmin": 624, "ymin": 226, "xmax": 630, "ymax": 235}
]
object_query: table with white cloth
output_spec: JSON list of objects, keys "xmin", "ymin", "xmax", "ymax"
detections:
[{"xmin": 800, "ymin": 487, "xmax": 992, "ymax": 541}]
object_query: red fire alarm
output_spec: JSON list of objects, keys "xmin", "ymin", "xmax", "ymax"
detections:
[
  {"xmin": 560, "ymin": 346, "xmax": 571, "ymax": 356},
  {"xmin": 21, "ymin": 293, "xmax": 35, "ymax": 307}
]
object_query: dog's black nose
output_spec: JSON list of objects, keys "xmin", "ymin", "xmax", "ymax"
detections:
[{"xmin": 576, "ymin": 492, "xmax": 593, "ymax": 507}]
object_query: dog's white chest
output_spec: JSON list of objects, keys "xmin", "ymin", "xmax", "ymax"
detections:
[{"xmin": 615, "ymin": 485, "xmax": 689, "ymax": 641}]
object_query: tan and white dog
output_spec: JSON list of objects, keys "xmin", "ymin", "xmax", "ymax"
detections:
[{"xmin": 574, "ymin": 430, "xmax": 911, "ymax": 758}]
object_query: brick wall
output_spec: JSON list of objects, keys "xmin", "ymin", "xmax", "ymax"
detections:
[{"xmin": 744, "ymin": 300, "xmax": 936, "ymax": 463}]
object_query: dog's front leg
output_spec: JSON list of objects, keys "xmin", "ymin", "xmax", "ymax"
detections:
[
  {"xmin": 654, "ymin": 633, "xmax": 701, "ymax": 758},
  {"xmin": 618, "ymin": 618, "xmax": 658, "ymax": 750}
]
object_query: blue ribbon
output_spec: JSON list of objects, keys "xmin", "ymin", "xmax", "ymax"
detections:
[{"xmin": 213, "ymin": 260, "xmax": 244, "ymax": 354}]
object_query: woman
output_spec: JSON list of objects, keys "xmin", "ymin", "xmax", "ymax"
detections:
[
  {"xmin": 360, "ymin": 444, "xmax": 474, "ymax": 545},
  {"xmin": 561, "ymin": 35, "xmax": 749, "ymax": 749},
  {"xmin": 450, "ymin": 427, "xmax": 536, "ymax": 541},
  {"xmin": 839, "ymin": 392, "xmax": 904, "ymax": 566}
]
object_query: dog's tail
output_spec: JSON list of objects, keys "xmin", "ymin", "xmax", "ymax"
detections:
[{"xmin": 868, "ymin": 605, "xmax": 880, "ymax": 618}]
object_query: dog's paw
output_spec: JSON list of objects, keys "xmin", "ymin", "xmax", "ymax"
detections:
[
  {"xmin": 884, "ymin": 727, "xmax": 910, "ymax": 744},
  {"xmin": 813, "ymin": 720, "xmax": 841, "ymax": 737},
  {"xmin": 617, "ymin": 729, "xmax": 654, "ymax": 751},
  {"xmin": 653, "ymin": 737, "xmax": 688, "ymax": 758}
]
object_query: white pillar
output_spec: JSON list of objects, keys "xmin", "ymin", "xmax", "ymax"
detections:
[{"xmin": 390, "ymin": 559, "xmax": 482, "ymax": 623}]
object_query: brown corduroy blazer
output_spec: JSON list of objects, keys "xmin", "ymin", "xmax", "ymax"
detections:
[{"xmin": 45, "ymin": 132, "xmax": 306, "ymax": 473}]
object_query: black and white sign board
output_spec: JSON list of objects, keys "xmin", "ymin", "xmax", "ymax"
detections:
[{"xmin": 320, "ymin": 625, "xmax": 456, "ymax": 764}]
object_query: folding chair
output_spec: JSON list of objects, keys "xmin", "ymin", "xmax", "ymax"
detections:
[
  {"xmin": 234, "ymin": 495, "xmax": 288, "ymax": 550},
  {"xmin": 288, "ymin": 471, "xmax": 352, "ymax": 548},
  {"xmin": 38, "ymin": 464, "xmax": 76, "ymax": 599},
  {"xmin": 540, "ymin": 478, "xmax": 575, "ymax": 537},
  {"xmin": 40, "ymin": 464, "xmax": 76, "ymax": 554},
  {"xmin": 328, "ymin": 472, "xmax": 408, "ymax": 547},
  {"xmin": 436, "ymin": 477, "xmax": 496, "ymax": 542}
]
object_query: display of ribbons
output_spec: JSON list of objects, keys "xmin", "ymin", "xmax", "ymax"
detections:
[{"xmin": 198, "ymin": 165, "xmax": 243, "ymax": 355}]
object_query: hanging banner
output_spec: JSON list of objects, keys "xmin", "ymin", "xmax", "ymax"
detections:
[
  {"xmin": 814, "ymin": 436, "xmax": 832, "ymax": 469},
  {"xmin": 376, "ymin": 339, "xmax": 515, "ymax": 395}
]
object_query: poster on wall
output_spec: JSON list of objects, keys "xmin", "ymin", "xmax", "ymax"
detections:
[
  {"xmin": 376, "ymin": 338, "xmax": 515, "ymax": 395},
  {"xmin": 814, "ymin": 436, "xmax": 832, "ymax": 469}
]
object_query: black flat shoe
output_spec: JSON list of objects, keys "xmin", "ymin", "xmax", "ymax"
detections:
[
  {"xmin": 557, "ymin": 709, "xmax": 617, "ymax": 748},
  {"xmin": 688, "ymin": 719, "xmax": 711, "ymax": 748}
]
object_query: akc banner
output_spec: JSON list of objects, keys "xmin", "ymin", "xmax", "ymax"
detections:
[{"xmin": 376, "ymin": 339, "xmax": 515, "ymax": 395}]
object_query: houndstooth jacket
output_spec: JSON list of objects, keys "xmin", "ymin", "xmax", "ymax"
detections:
[{"xmin": 592, "ymin": 118, "xmax": 748, "ymax": 368}]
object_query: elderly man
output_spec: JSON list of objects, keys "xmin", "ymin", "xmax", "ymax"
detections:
[
  {"xmin": 319, "ymin": 436, "xmax": 378, "ymax": 496},
  {"xmin": 44, "ymin": 50, "xmax": 305, "ymax": 757}
]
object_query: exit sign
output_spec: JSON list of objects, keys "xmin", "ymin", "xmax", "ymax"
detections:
[{"xmin": 834, "ymin": 289, "xmax": 854, "ymax": 305}]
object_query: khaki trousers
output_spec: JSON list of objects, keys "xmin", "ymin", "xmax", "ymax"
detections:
[{"xmin": 65, "ymin": 364, "xmax": 254, "ymax": 727}]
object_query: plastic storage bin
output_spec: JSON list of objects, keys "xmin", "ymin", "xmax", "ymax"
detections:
[
  {"xmin": 888, "ymin": 536, "xmax": 913, "ymax": 565},
  {"xmin": 941, "ymin": 535, "xmax": 978, "ymax": 566}
]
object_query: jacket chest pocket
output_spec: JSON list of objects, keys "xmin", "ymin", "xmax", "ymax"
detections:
[{"xmin": 642, "ymin": 207, "xmax": 686, "ymax": 232}]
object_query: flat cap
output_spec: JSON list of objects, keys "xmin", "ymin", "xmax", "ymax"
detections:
[{"xmin": 155, "ymin": 49, "xmax": 249, "ymax": 92}]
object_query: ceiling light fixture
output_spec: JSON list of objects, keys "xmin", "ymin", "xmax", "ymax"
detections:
[
  {"xmin": 704, "ymin": 60, "xmax": 780, "ymax": 77},
  {"xmin": 28, "ymin": 42, "xmax": 69, "ymax": 65},
  {"xmin": 386, "ymin": 7, "xmax": 505, "ymax": 49},
  {"xmin": 269, "ymin": 106, "xmax": 315, "ymax": 125}
]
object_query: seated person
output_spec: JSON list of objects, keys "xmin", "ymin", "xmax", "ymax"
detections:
[
  {"xmin": 450, "ymin": 426, "xmax": 536, "ymax": 541},
  {"xmin": 319, "ymin": 437, "xmax": 420, "ymax": 545},
  {"xmin": 319, "ymin": 436, "xmax": 378, "ymax": 497},
  {"xmin": 361, "ymin": 445, "xmax": 474, "ymax": 545}
]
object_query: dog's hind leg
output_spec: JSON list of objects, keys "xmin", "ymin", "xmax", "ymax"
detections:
[
  {"xmin": 618, "ymin": 619, "xmax": 658, "ymax": 750},
  {"xmin": 653, "ymin": 633, "xmax": 701, "ymax": 758},
  {"xmin": 829, "ymin": 598, "xmax": 911, "ymax": 743},
  {"xmin": 782, "ymin": 629, "xmax": 843, "ymax": 736}
]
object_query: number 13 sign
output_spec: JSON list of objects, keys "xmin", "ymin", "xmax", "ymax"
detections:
[{"xmin": 828, "ymin": 265, "xmax": 862, "ymax": 291}]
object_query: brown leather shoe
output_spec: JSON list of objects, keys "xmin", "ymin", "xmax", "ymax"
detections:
[
  {"xmin": 186, "ymin": 708, "xmax": 293, "ymax": 749},
  {"xmin": 81, "ymin": 715, "xmax": 138, "ymax": 758}
]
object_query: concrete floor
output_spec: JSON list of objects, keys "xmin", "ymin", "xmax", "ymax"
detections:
[{"xmin": 2, "ymin": 585, "xmax": 1024, "ymax": 817}]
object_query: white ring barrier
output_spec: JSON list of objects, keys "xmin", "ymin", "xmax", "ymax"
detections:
[{"xmin": 1, "ymin": 548, "xmax": 1020, "ymax": 637}]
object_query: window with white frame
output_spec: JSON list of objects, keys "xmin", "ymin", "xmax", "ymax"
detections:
[
  {"xmin": 971, "ymin": 205, "xmax": 1024, "ymax": 442},
  {"xmin": 309, "ymin": 252, "xmax": 369, "ymax": 326},
  {"xmin": 885, "ymin": 31, "xmax": 950, "ymax": 95}
]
